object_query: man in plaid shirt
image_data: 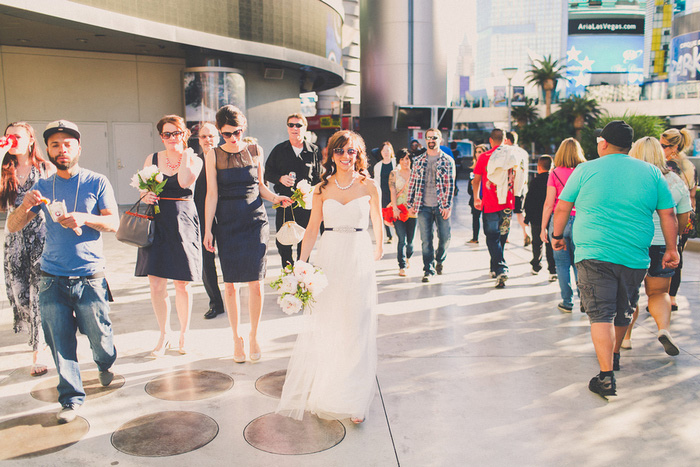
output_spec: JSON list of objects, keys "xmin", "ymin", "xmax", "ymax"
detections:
[{"xmin": 406, "ymin": 128, "xmax": 456, "ymax": 283}]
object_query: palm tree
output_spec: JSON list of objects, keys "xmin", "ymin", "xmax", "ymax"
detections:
[
  {"xmin": 510, "ymin": 98, "xmax": 539, "ymax": 129},
  {"xmin": 525, "ymin": 55, "xmax": 566, "ymax": 117},
  {"xmin": 557, "ymin": 96, "xmax": 601, "ymax": 141}
]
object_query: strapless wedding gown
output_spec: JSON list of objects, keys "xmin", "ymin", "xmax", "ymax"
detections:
[{"xmin": 277, "ymin": 195, "xmax": 378, "ymax": 421}]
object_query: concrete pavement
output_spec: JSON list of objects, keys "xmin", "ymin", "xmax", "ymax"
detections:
[{"xmin": 1, "ymin": 179, "xmax": 699, "ymax": 466}]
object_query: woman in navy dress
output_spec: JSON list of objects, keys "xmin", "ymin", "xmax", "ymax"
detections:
[
  {"xmin": 136, "ymin": 115, "xmax": 202, "ymax": 356},
  {"xmin": 203, "ymin": 105, "xmax": 290, "ymax": 363}
]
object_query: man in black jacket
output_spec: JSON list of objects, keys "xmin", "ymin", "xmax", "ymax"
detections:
[
  {"xmin": 524, "ymin": 155, "xmax": 556, "ymax": 277},
  {"xmin": 264, "ymin": 113, "xmax": 322, "ymax": 267}
]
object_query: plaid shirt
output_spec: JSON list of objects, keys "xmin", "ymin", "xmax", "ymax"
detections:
[{"xmin": 406, "ymin": 150, "xmax": 456, "ymax": 211}]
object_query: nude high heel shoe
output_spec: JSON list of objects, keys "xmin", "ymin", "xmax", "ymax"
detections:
[
  {"xmin": 249, "ymin": 336, "xmax": 261, "ymax": 362},
  {"xmin": 233, "ymin": 337, "xmax": 246, "ymax": 363}
]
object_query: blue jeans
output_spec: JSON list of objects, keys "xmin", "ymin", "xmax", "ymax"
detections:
[
  {"xmin": 483, "ymin": 209, "xmax": 512, "ymax": 276},
  {"xmin": 417, "ymin": 207, "xmax": 451, "ymax": 274},
  {"xmin": 40, "ymin": 275, "xmax": 117, "ymax": 407},
  {"xmin": 394, "ymin": 217, "xmax": 417, "ymax": 269},
  {"xmin": 549, "ymin": 216, "xmax": 578, "ymax": 307}
]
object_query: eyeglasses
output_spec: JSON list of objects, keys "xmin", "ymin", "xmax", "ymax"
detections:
[
  {"xmin": 161, "ymin": 131, "xmax": 184, "ymax": 139},
  {"xmin": 221, "ymin": 129, "xmax": 243, "ymax": 139},
  {"xmin": 287, "ymin": 123, "xmax": 304, "ymax": 128},
  {"xmin": 332, "ymin": 148, "xmax": 358, "ymax": 156},
  {"xmin": 426, "ymin": 136, "xmax": 439, "ymax": 141},
  {"xmin": 596, "ymin": 137, "xmax": 605, "ymax": 144},
  {"xmin": 661, "ymin": 143, "xmax": 673, "ymax": 149}
]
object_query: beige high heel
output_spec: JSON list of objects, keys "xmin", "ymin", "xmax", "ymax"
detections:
[
  {"xmin": 149, "ymin": 334, "xmax": 171, "ymax": 358},
  {"xmin": 233, "ymin": 337, "xmax": 246, "ymax": 363},
  {"xmin": 249, "ymin": 336, "xmax": 261, "ymax": 362}
]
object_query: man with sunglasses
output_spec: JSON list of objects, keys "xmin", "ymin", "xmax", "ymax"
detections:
[
  {"xmin": 264, "ymin": 113, "xmax": 322, "ymax": 267},
  {"xmin": 194, "ymin": 122, "xmax": 225, "ymax": 319},
  {"xmin": 406, "ymin": 128, "xmax": 456, "ymax": 282}
]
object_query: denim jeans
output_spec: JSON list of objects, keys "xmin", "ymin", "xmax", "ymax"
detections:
[
  {"xmin": 39, "ymin": 275, "xmax": 117, "ymax": 407},
  {"xmin": 483, "ymin": 209, "xmax": 511, "ymax": 276},
  {"xmin": 394, "ymin": 217, "xmax": 417, "ymax": 269},
  {"xmin": 417, "ymin": 207, "xmax": 451, "ymax": 274},
  {"xmin": 549, "ymin": 216, "xmax": 578, "ymax": 307}
]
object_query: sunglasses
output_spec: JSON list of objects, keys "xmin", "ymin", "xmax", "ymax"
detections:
[
  {"xmin": 221, "ymin": 129, "xmax": 243, "ymax": 139},
  {"xmin": 661, "ymin": 143, "xmax": 673, "ymax": 149},
  {"xmin": 426, "ymin": 136, "xmax": 439, "ymax": 141},
  {"xmin": 332, "ymin": 148, "xmax": 358, "ymax": 156},
  {"xmin": 161, "ymin": 131, "xmax": 184, "ymax": 139},
  {"xmin": 287, "ymin": 123, "xmax": 304, "ymax": 128}
]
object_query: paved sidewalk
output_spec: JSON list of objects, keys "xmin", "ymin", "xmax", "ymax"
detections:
[{"xmin": 1, "ymin": 179, "xmax": 699, "ymax": 466}]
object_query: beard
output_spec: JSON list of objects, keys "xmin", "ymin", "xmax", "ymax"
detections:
[
  {"xmin": 49, "ymin": 153, "xmax": 79, "ymax": 170},
  {"xmin": 427, "ymin": 141, "xmax": 437, "ymax": 150}
]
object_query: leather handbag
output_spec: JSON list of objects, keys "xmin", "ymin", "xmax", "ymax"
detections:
[{"xmin": 116, "ymin": 195, "xmax": 155, "ymax": 248}]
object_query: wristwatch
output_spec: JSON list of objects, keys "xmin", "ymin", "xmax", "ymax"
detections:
[{"xmin": 551, "ymin": 233, "xmax": 564, "ymax": 240}]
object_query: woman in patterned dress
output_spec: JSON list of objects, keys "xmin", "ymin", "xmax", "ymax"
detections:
[{"xmin": 0, "ymin": 122, "xmax": 54, "ymax": 376}]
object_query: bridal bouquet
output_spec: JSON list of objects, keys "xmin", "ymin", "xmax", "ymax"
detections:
[
  {"xmin": 270, "ymin": 260, "xmax": 328, "ymax": 314},
  {"xmin": 273, "ymin": 179, "xmax": 313, "ymax": 210},
  {"xmin": 130, "ymin": 165, "xmax": 166, "ymax": 214}
]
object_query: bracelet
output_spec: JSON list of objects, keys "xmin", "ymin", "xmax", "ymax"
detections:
[{"xmin": 551, "ymin": 233, "xmax": 564, "ymax": 240}]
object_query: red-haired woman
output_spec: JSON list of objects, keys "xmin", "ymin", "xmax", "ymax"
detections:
[
  {"xmin": 277, "ymin": 130, "xmax": 383, "ymax": 425},
  {"xmin": 136, "ymin": 115, "xmax": 203, "ymax": 356},
  {"xmin": 0, "ymin": 122, "xmax": 54, "ymax": 376}
]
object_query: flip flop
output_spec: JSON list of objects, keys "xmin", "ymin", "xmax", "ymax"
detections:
[{"xmin": 31, "ymin": 364, "xmax": 48, "ymax": 377}]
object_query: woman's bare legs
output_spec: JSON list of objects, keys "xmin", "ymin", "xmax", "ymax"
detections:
[
  {"xmin": 224, "ymin": 282, "xmax": 245, "ymax": 362},
  {"xmin": 173, "ymin": 280, "xmax": 192, "ymax": 353},
  {"xmin": 645, "ymin": 276, "xmax": 672, "ymax": 331},
  {"xmin": 248, "ymin": 280, "xmax": 263, "ymax": 360},
  {"xmin": 148, "ymin": 275, "xmax": 171, "ymax": 354}
]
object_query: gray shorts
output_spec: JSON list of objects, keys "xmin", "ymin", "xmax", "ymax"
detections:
[{"xmin": 576, "ymin": 259, "xmax": 646, "ymax": 326}]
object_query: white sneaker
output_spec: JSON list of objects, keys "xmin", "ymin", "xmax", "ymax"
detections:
[
  {"xmin": 57, "ymin": 404, "xmax": 81, "ymax": 424},
  {"xmin": 548, "ymin": 274, "xmax": 558, "ymax": 282}
]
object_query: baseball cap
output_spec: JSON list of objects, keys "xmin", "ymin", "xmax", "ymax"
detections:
[
  {"xmin": 43, "ymin": 120, "xmax": 81, "ymax": 144},
  {"xmin": 597, "ymin": 120, "xmax": 633, "ymax": 148}
]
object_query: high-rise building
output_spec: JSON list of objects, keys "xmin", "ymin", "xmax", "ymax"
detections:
[
  {"xmin": 644, "ymin": 0, "xmax": 675, "ymax": 81},
  {"xmin": 473, "ymin": 0, "xmax": 568, "ymax": 95}
]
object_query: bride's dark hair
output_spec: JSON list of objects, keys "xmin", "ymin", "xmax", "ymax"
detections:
[{"xmin": 319, "ymin": 130, "xmax": 368, "ymax": 193}]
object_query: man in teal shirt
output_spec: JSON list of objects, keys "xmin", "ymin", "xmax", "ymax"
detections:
[{"xmin": 551, "ymin": 120, "xmax": 679, "ymax": 398}]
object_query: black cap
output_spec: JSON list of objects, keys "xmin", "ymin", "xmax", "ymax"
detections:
[
  {"xmin": 43, "ymin": 120, "xmax": 81, "ymax": 144},
  {"xmin": 597, "ymin": 120, "xmax": 633, "ymax": 148}
]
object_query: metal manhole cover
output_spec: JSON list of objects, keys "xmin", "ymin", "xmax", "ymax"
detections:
[
  {"xmin": 145, "ymin": 370, "xmax": 233, "ymax": 401},
  {"xmin": 0, "ymin": 412, "xmax": 89, "ymax": 460},
  {"xmin": 244, "ymin": 412, "xmax": 345, "ymax": 455},
  {"xmin": 31, "ymin": 370, "xmax": 124, "ymax": 403},
  {"xmin": 255, "ymin": 370, "xmax": 286, "ymax": 399}
]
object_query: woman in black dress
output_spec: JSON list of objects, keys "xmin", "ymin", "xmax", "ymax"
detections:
[
  {"xmin": 137, "ymin": 115, "xmax": 203, "ymax": 356},
  {"xmin": 203, "ymin": 105, "xmax": 290, "ymax": 363}
]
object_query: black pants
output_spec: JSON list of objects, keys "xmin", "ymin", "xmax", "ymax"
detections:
[
  {"xmin": 197, "ymin": 202, "xmax": 224, "ymax": 312},
  {"xmin": 530, "ymin": 222, "xmax": 556, "ymax": 274},
  {"xmin": 669, "ymin": 234, "xmax": 688, "ymax": 297},
  {"xmin": 275, "ymin": 205, "xmax": 311, "ymax": 268}
]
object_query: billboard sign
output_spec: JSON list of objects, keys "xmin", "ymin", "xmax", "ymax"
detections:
[
  {"xmin": 568, "ymin": 18, "xmax": 644, "ymax": 35},
  {"xmin": 669, "ymin": 31, "xmax": 700, "ymax": 84}
]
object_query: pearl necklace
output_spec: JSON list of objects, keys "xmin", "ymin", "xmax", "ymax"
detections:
[
  {"xmin": 165, "ymin": 154, "xmax": 182, "ymax": 172},
  {"xmin": 334, "ymin": 174, "xmax": 357, "ymax": 190}
]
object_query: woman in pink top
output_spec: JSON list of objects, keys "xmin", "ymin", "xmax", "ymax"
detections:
[{"xmin": 541, "ymin": 138, "xmax": 586, "ymax": 313}]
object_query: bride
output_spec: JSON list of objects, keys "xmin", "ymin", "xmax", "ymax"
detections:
[{"xmin": 276, "ymin": 130, "xmax": 383, "ymax": 424}]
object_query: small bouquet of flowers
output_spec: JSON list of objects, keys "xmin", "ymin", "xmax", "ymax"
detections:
[
  {"xmin": 130, "ymin": 165, "xmax": 166, "ymax": 214},
  {"xmin": 274, "ymin": 179, "xmax": 313, "ymax": 210},
  {"xmin": 270, "ymin": 260, "xmax": 328, "ymax": 315},
  {"xmin": 382, "ymin": 203, "xmax": 410, "ymax": 224}
]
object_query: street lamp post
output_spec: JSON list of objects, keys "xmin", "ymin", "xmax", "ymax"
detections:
[{"xmin": 502, "ymin": 67, "xmax": 517, "ymax": 131}]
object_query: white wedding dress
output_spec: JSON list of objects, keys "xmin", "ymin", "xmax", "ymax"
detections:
[{"xmin": 277, "ymin": 195, "xmax": 378, "ymax": 421}]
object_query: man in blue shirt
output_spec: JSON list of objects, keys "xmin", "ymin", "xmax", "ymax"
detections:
[
  {"xmin": 7, "ymin": 120, "xmax": 119, "ymax": 423},
  {"xmin": 552, "ymin": 120, "xmax": 679, "ymax": 398}
]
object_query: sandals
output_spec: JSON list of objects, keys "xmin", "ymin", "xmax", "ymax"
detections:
[{"xmin": 31, "ymin": 364, "xmax": 48, "ymax": 377}]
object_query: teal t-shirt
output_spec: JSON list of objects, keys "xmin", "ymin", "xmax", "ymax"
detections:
[{"xmin": 559, "ymin": 153, "xmax": 674, "ymax": 269}]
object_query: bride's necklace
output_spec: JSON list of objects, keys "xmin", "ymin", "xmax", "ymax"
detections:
[
  {"xmin": 165, "ymin": 153, "xmax": 182, "ymax": 171},
  {"xmin": 335, "ymin": 173, "xmax": 357, "ymax": 190}
]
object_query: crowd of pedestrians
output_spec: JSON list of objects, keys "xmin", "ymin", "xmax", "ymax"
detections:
[{"xmin": 0, "ymin": 113, "xmax": 696, "ymax": 424}]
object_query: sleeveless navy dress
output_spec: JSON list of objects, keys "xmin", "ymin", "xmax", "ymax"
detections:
[
  {"xmin": 135, "ymin": 152, "xmax": 201, "ymax": 281},
  {"xmin": 213, "ymin": 145, "xmax": 269, "ymax": 283}
]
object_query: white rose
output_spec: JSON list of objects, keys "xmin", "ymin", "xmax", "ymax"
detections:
[
  {"xmin": 130, "ymin": 173, "xmax": 141, "ymax": 189},
  {"xmin": 279, "ymin": 294, "xmax": 303, "ymax": 315},
  {"xmin": 141, "ymin": 165, "xmax": 159, "ymax": 180},
  {"xmin": 296, "ymin": 179, "xmax": 312, "ymax": 195},
  {"xmin": 306, "ymin": 270, "xmax": 328, "ymax": 295},
  {"xmin": 280, "ymin": 275, "xmax": 298, "ymax": 294},
  {"xmin": 293, "ymin": 261, "xmax": 314, "ymax": 283},
  {"xmin": 155, "ymin": 172, "xmax": 164, "ymax": 183}
]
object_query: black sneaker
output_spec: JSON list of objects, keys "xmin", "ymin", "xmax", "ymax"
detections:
[
  {"xmin": 495, "ymin": 273, "xmax": 508, "ymax": 289},
  {"xmin": 436, "ymin": 263, "xmax": 443, "ymax": 275},
  {"xmin": 613, "ymin": 353, "xmax": 620, "ymax": 371},
  {"xmin": 589, "ymin": 373, "xmax": 616, "ymax": 397},
  {"xmin": 658, "ymin": 329, "xmax": 680, "ymax": 356},
  {"xmin": 422, "ymin": 274, "xmax": 430, "ymax": 283}
]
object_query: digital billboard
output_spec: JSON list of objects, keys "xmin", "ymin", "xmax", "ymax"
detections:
[
  {"xmin": 669, "ymin": 31, "xmax": 700, "ymax": 84},
  {"xmin": 565, "ymin": 34, "xmax": 644, "ymax": 95}
]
